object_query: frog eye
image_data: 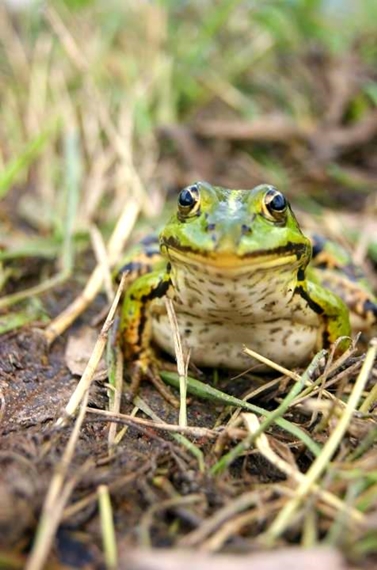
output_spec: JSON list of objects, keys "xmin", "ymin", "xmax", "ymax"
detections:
[
  {"xmin": 263, "ymin": 188, "xmax": 288, "ymax": 220},
  {"xmin": 177, "ymin": 184, "xmax": 200, "ymax": 217}
]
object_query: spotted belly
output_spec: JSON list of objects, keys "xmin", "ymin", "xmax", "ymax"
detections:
[{"xmin": 151, "ymin": 312, "xmax": 318, "ymax": 370}]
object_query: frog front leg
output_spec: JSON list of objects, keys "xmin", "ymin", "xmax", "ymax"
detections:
[
  {"xmin": 120, "ymin": 268, "xmax": 177, "ymax": 404},
  {"xmin": 296, "ymin": 279, "xmax": 351, "ymax": 350}
]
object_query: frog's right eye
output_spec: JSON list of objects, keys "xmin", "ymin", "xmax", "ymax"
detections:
[
  {"xmin": 262, "ymin": 187, "xmax": 288, "ymax": 222},
  {"xmin": 177, "ymin": 184, "xmax": 200, "ymax": 217}
]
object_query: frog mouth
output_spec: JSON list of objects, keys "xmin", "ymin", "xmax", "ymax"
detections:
[{"xmin": 162, "ymin": 242, "xmax": 307, "ymax": 272}]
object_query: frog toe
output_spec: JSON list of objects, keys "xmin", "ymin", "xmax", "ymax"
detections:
[{"xmin": 128, "ymin": 356, "xmax": 179, "ymax": 408}]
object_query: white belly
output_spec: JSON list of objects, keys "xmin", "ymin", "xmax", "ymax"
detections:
[
  {"xmin": 152, "ymin": 313, "xmax": 318, "ymax": 370},
  {"xmin": 150, "ymin": 261, "xmax": 320, "ymax": 371}
]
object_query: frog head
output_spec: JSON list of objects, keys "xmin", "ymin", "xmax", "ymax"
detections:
[{"xmin": 160, "ymin": 181, "xmax": 311, "ymax": 274}]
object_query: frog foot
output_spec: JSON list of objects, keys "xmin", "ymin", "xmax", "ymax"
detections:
[{"xmin": 128, "ymin": 352, "xmax": 180, "ymax": 408}]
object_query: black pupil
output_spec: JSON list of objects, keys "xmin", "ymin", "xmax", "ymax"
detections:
[
  {"xmin": 269, "ymin": 192, "xmax": 286, "ymax": 211},
  {"xmin": 179, "ymin": 187, "xmax": 196, "ymax": 208}
]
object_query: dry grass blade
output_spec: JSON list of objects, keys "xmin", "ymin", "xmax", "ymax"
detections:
[
  {"xmin": 243, "ymin": 414, "xmax": 365, "ymax": 527},
  {"xmin": 263, "ymin": 339, "xmax": 377, "ymax": 543},
  {"xmin": 56, "ymin": 272, "xmax": 127, "ymax": 425},
  {"xmin": 359, "ymin": 338, "xmax": 377, "ymax": 412},
  {"xmin": 132, "ymin": 395, "xmax": 206, "ymax": 471},
  {"xmin": 165, "ymin": 297, "xmax": 190, "ymax": 427},
  {"xmin": 211, "ymin": 349, "xmax": 326, "ymax": 475},
  {"xmin": 179, "ymin": 491, "xmax": 262, "ymax": 548},
  {"xmin": 62, "ymin": 464, "xmax": 152, "ymax": 522},
  {"xmin": 44, "ymin": 7, "xmax": 152, "ymax": 214},
  {"xmin": 0, "ymin": 272, "xmax": 68, "ymax": 310},
  {"xmin": 243, "ymin": 345, "xmax": 302, "ymax": 382},
  {"xmin": 25, "ymin": 392, "xmax": 92, "ymax": 570},
  {"xmin": 124, "ymin": 548, "xmax": 346, "ymax": 570},
  {"xmin": 85, "ymin": 407, "xmax": 216, "ymax": 439},
  {"xmin": 45, "ymin": 199, "xmax": 139, "ymax": 344},
  {"xmin": 90, "ymin": 224, "xmax": 114, "ymax": 303},
  {"xmin": 107, "ymin": 346, "xmax": 124, "ymax": 452},
  {"xmin": 162, "ymin": 371, "xmax": 322, "ymax": 457},
  {"xmin": 98, "ymin": 485, "xmax": 117, "ymax": 570},
  {"xmin": 243, "ymin": 344, "xmax": 349, "ymax": 408},
  {"xmin": 139, "ymin": 494, "xmax": 204, "ymax": 548},
  {"xmin": 24, "ymin": 277, "xmax": 128, "ymax": 568}
]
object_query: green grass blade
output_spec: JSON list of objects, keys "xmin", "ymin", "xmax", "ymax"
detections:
[
  {"xmin": 161, "ymin": 371, "xmax": 321, "ymax": 458},
  {"xmin": 0, "ymin": 120, "xmax": 60, "ymax": 200}
]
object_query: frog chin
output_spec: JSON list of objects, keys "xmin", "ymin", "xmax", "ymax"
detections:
[{"xmin": 166, "ymin": 248, "xmax": 302, "ymax": 274}]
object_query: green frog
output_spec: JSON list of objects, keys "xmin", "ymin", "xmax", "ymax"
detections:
[{"xmin": 119, "ymin": 182, "xmax": 376, "ymax": 397}]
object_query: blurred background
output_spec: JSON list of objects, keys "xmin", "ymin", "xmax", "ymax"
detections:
[{"xmin": 1, "ymin": 0, "xmax": 377, "ymax": 297}]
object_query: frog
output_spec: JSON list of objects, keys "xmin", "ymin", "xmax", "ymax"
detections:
[{"xmin": 119, "ymin": 181, "xmax": 377, "ymax": 399}]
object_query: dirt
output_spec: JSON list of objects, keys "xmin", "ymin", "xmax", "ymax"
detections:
[{"xmin": 0, "ymin": 278, "xmax": 308, "ymax": 568}]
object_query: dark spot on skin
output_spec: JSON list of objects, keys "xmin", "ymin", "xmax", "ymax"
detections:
[
  {"xmin": 322, "ymin": 326, "xmax": 330, "ymax": 347},
  {"xmin": 256, "ymin": 292, "xmax": 268, "ymax": 303},
  {"xmin": 297, "ymin": 267, "xmax": 305, "ymax": 281},
  {"xmin": 241, "ymin": 224, "xmax": 251, "ymax": 235},
  {"xmin": 184, "ymin": 328, "xmax": 192, "ymax": 336},
  {"xmin": 190, "ymin": 285, "xmax": 204, "ymax": 297},
  {"xmin": 207, "ymin": 223, "xmax": 216, "ymax": 231},
  {"xmin": 140, "ymin": 279, "xmax": 171, "ymax": 302},
  {"xmin": 270, "ymin": 326, "xmax": 282, "ymax": 334},
  {"xmin": 295, "ymin": 285, "xmax": 324, "ymax": 315},
  {"xmin": 282, "ymin": 330, "xmax": 292, "ymax": 346},
  {"xmin": 263, "ymin": 301, "xmax": 276, "ymax": 311},
  {"xmin": 135, "ymin": 310, "xmax": 148, "ymax": 352}
]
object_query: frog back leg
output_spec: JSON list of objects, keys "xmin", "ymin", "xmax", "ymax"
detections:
[
  {"xmin": 119, "ymin": 248, "xmax": 178, "ymax": 403},
  {"xmin": 309, "ymin": 233, "xmax": 377, "ymax": 331},
  {"xmin": 116, "ymin": 234, "xmax": 162, "ymax": 286}
]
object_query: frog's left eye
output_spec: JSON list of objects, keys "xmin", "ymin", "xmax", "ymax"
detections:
[
  {"xmin": 177, "ymin": 184, "xmax": 200, "ymax": 218},
  {"xmin": 263, "ymin": 188, "xmax": 288, "ymax": 220}
]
